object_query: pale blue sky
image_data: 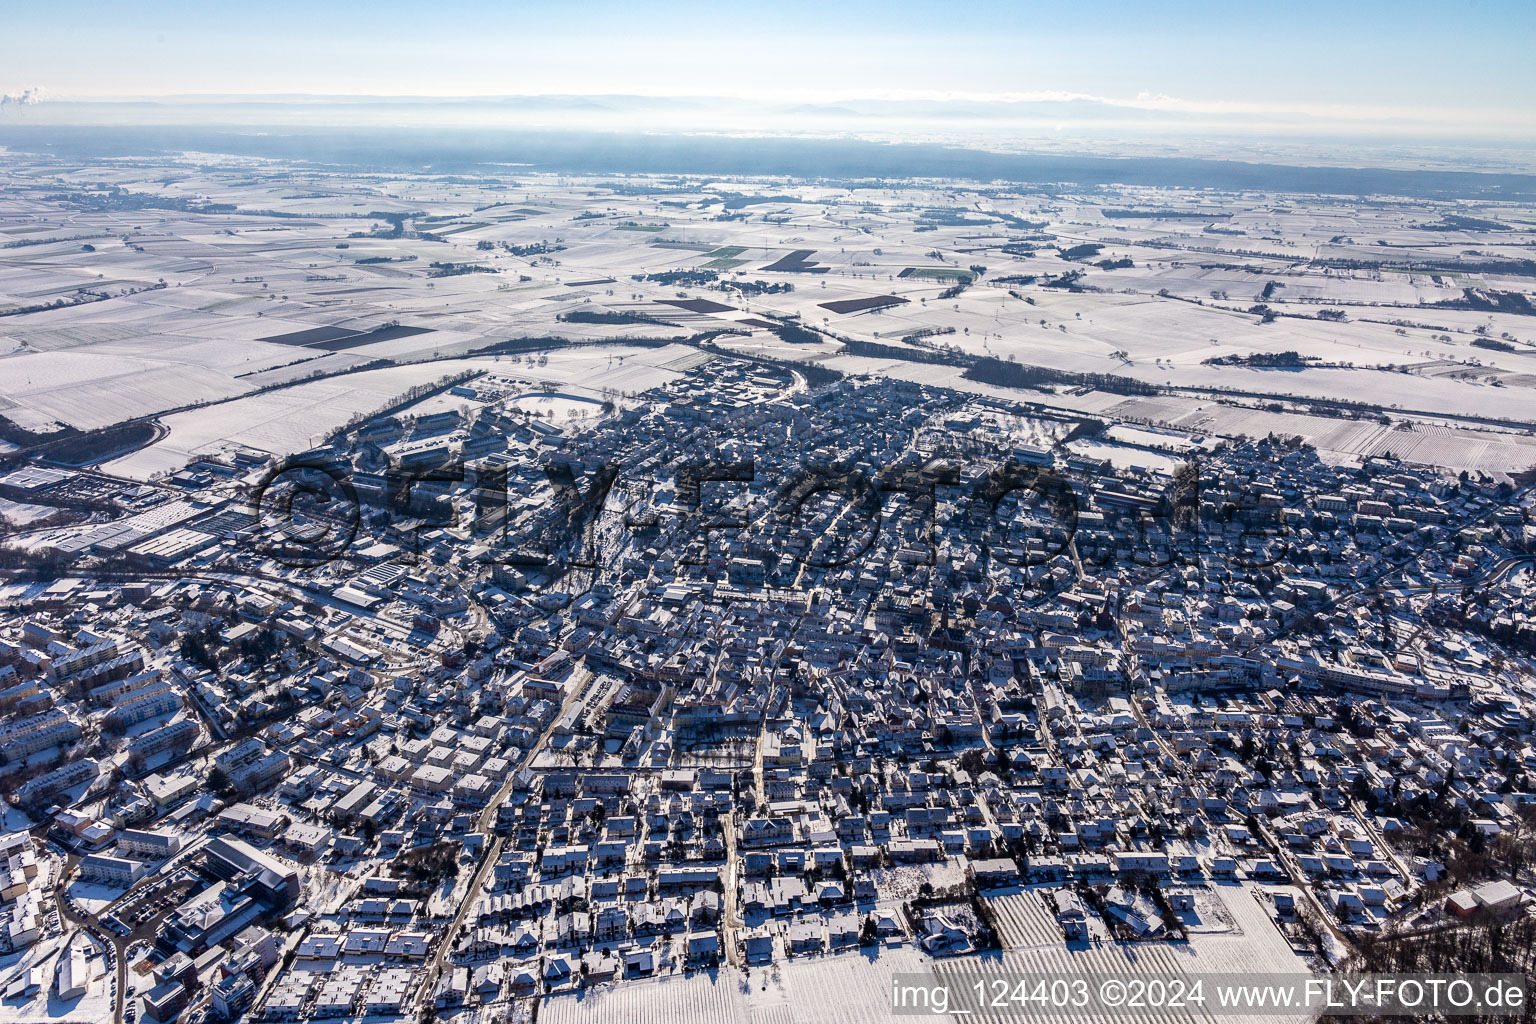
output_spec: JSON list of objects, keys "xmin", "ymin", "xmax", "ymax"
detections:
[{"xmin": 3, "ymin": 1, "xmax": 1533, "ymax": 135}]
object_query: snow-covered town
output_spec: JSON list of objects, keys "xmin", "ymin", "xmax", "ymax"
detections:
[
  {"xmin": 4, "ymin": 41, "xmax": 1536, "ymax": 1018},
  {"xmin": 4, "ymin": 337, "xmax": 1536, "ymax": 1022}
]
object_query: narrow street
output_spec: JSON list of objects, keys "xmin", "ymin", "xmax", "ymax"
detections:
[{"xmin": 415, "ymin": 658, "xmax": 593, "ymax": 1014}]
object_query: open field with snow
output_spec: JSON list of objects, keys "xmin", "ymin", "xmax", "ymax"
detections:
[
  {"xmin": 0, "ymin": 933, "xmax": 113, "ymax": 1024},
  {"xmin": 101, "ymin": 343, "xmax": 693, "ymax": 479},
  {"xmin": 539, "ymin": 884, "xmax": 1309, "ymax": 1024},
  {"xmin": 2, "ymin": 160, "xmax": 1535, "ymax": 481}
]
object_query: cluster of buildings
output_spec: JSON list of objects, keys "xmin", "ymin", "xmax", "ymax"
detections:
[{"xmin": 0, "ymin": 361, "xmax": 1533, "ymax": 1020}]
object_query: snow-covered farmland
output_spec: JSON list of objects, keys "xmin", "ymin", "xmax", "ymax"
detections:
[{"xmin": 2, "ymin": 160, "xmax": 1535, "ymax": 483}]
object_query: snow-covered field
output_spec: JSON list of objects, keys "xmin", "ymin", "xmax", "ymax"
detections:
[
  {"xmin": 539, "ymin": 884, "xmax": 1309, "ymax": 1024},
  {"xmin": 0, "ymin": 933, "xmax": 113, "ymax": 1024},
  {"xmin": 64, "ymin": 879, "xmax": 126, "ymax": 914},
  {"xmin": 3, "ymin": 164, "xmax": 1535, "ymax": 483},
  {"xmin": 102, "ymin": 343, "xmax": 693, "ymax": 479}
]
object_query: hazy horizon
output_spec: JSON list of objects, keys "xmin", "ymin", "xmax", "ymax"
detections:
[{"xmin": 3, "ymin": 0, "xmax": 1534, "ymax": 173}]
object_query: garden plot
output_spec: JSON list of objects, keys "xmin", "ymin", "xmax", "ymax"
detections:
[
  {"xmin": 749, "ymin": 945, "xmax": 953, "ymax": 1024},
  {"xmin": 1359, "ymin": 423, "xmax": 1536, "ymax": 476},
  {"xmin": 868, "ymin": 860, "xmax": 970, "ymax": 902},
  {"xmin": 933, "ymin": 883, "xmax": 1310, "ymax": 1024},
  {"xmin": 541, "ymin": 944, "xmax": 957, "ymax": 1024},
  {"xmin": 986, "ymin": 889, "xmax": 1091, "ymax": 947},
  {"xmin": 540, "ymin": 964, "xmax": 749, "ymax": 1024}
]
